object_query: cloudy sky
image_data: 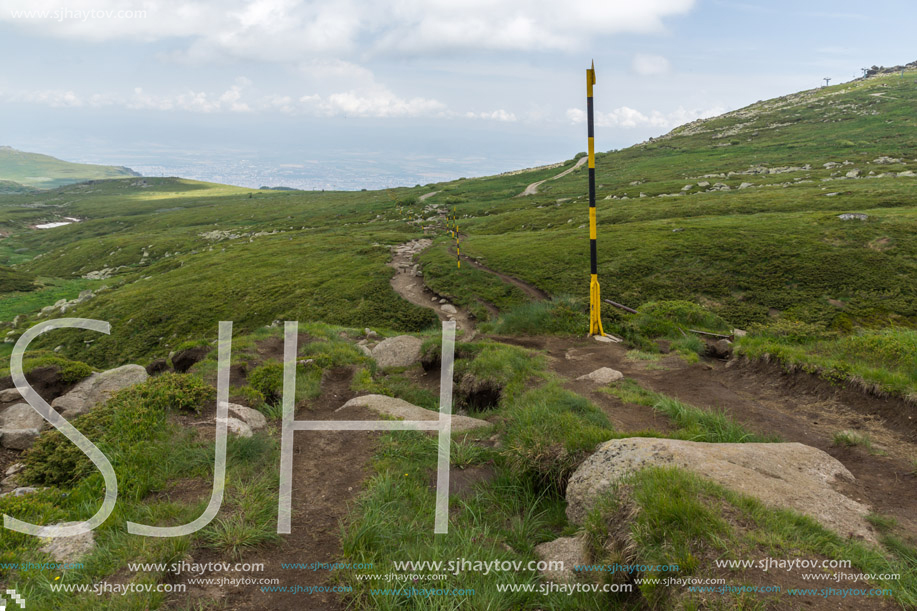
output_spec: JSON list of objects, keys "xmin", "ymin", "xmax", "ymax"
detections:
[{"xmin": 0, "ymin": 0, "xmax": 912, "ymax": 188}]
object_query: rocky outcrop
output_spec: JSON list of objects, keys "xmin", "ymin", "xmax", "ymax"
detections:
[
  {"xmin": 51, "ymin": 364, "xmax": 148, "ymax": 419},
  {"xmin": 566, "ymin": 438, "xmax": 875, "ymax": 542},
  {"xmin": 338, "ymin": 394, "xmax": 490, "ymax": 432},
  {"xmin": 371, "ymin": 335, "xmax": 424, "ymax": 368}
]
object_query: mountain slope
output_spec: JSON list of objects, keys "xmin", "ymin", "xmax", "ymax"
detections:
[
  {"xmin": 0, "ymin": 146, "xmax": 139, "ymax": 190},
  {"xmin": 0, "ymin": 67, "xmax": 914, "ymax": 368}
]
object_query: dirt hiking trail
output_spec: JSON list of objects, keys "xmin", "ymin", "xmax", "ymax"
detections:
[
  {"xmin": 517, "ymin": 156, "xmax": 587, "ymax": 196},
  {"xmin": 389, "ymin": 239, "xmax": 477, "ymax": 339},
  {"xmin": 171, "ymin": 366, "xmax": 374, "ymax": 610}
]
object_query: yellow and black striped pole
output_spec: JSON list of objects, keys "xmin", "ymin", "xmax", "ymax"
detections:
[
  {"xmin": 587, "ymin": 61, "xmax": 604, "ymax": 337},
  {"xmin": 456, "ymin": 222, "xmax": 461, "ymax": 269}
]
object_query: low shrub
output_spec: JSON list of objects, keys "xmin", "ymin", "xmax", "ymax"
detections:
[
  {"xmin": 248, "ymin": 363, "xmax": 284, "ymax": 404},
  {"xmin": 21, "ymin": 373, "xmax": 213, "ymax": 487}
]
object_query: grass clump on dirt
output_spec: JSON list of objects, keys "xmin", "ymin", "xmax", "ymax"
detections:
[
  {"xmin": 632, "ymin": 300, "xmax": 731, "ymax": 338},
  {"xmin": 832, "ymin": 429, "xmax": 874, "ymax": 450},
  {"xmin": 0, "ymin": 351, "xmax": 94, "ymax": 383},
  {"xmin": 737, "ymin": 326, "xmax": 917, "ymax": 399},
  {"xmin": 454, "ymin": 342, "xmax": 545, "ymax": 411},
  {"xmin": 502, "ymin": 382, "xmax": 614, "ymax": 494},
  {"xmin": 604, "ymin": 379, "xmax": 779, "ymax": 443},
  {"xmin": 480, "ymin": 296, "xmax": 587, "ymax": 335}
]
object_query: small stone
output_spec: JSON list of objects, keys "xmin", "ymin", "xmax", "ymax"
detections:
[
  {"xmin": 227, "ymin": 404, "xmax": 266, "ymax": 430},
  {"xmin": 534, "ymin": 536, "xmax": 587, "ymax": 583},
  {"xmin": 220, "ymin": 416, "xmax": 253, "ymax": 438},
  {"xmin": 441, "ymin": 304, "xmax": 457, "ymax": 314}
]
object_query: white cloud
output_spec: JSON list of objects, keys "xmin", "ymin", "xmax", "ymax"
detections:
[
  {"xmin": 315, "ymin": 89, "xmax": 445, "ymax": 118},
  {"xmin": 465, "ymin": 109, "xmax": 517, "ymax": 121},
  {"xmin": 15, "ymin": 90, "xmax": 83, "ymax": 107},
  {"xmin": 566, "ymin": 104, "xmax": 726, "ymax": 129},
  {"xmin": 631, "ymin": 53, "xmax": 671, "ymax": 76},
  {"xmin": 0, "ymin": 0, "xmax": 696, "ymax": 56}
]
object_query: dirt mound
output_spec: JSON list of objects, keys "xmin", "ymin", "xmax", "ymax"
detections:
[
  {"xmin": 171, "ymin": 345, "xmax": 210, "ymax": 373},
  {"xmin": 0, "ymin": 365, "xmax": 76, "ymax": 404}
]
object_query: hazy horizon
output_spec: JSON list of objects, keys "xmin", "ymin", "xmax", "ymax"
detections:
[{"xmin": 1, "ymin": 0, "xmax": 913, "ymax": 190}]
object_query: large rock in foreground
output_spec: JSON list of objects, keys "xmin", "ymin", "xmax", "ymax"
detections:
[
  {"xmin": 371, "ymin": 335, "xmax": 423, "ymax": 368},
  {"xmin": 338, "ymin": 394, "xmax": 489, "ymax": 433},
  {"xmin": 51, "ymin": 365, "xmax": 148, "ymax": 419},
  {"xmin": 566, "ymin": 438, "xmax": 874, "ymax": 542}
]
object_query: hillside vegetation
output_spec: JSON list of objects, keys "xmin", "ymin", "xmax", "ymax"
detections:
[
  {"xmin": 0, "ymin": 146, "xmax": 139, "ymax": 190},
  {"xmin": 1, "ymin": 68, "xmax": 916, "ymax": 610},
  {"xmin": 0, "ymin": 70, "xmax": 914, "ymax": 396}
]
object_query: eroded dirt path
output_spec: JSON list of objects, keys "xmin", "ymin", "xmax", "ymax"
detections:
[
  {"xmin": 516, "ymin": 156, "xmax": 587, "ymax": 197},
  {"xmin": 495, "ymin": 335, "xmax": 917, "ymax": 542},
  {"xmin": 172, "ymin": 366, "xmax": 376, "ymax": 611},
  {"xmin": 448, "ymin": 243, "xmax": 549, "ymax": 301},
  {"xmin": 389, "ymin": 239, "xmax": 476, "ymax": 339}
]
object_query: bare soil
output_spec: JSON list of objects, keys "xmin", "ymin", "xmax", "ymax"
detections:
[{"xmin": 169, "ymin": 366, "xmax": 377, "ymax": 611}]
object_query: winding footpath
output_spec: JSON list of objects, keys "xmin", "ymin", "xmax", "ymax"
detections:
[
  {"xmin": 388, "ymin": 239, "xmax": 477, "ymax": 339},
  {"xmin": 517, "ymin": 156, "xmax": 587, "ymax": 197}
]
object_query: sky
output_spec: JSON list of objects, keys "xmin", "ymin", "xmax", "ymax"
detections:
[{"xmin": 0, "ymin": 0, "xmax": 913, "ymax": 189}]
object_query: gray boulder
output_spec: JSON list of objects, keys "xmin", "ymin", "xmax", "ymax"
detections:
[
  {"xmin": 371, "ymin": 335, "xmax": 424, "ymax": 368},
  {"xmin": 51, "ymin": 364, "xmax": 147, "ymax": 419},
  {"xmin": 1, "ymin": 428, "xmax": 40, "ymax": 450},
  {"xmin": 220, "ymin": 416, "xmax": 253, "ymax": 438},
  {"xmin": 565, "ymin": 438, "xmax": 875, "ymax": 542},
  {"xmin": 0, "ymin": 388, "xmax": 22, "ymax": 403},
  {"xmin": 576, "ymin": 368, "xmax": 623, "ymax": 385},
  {"xmin": 338, "ymin": 394, "xmax": 490, "ymax": 433},
  {"xmin": 227, "ymin": 403, "xmax": 266, "ymax": 430},
  {"xmin": 1, "ymin": 403, "xmax": 46, "ymax": 430},
  {"xmin": 0, "ymin": 403, "xmax": 45, "ymax": 449}
]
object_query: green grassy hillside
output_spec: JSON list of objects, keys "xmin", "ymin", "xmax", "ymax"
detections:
[
  {"xmin": 0, "ymin": 69, "xmax": 914, "ymax": 393},
  {"xmin": 2, "ymin": 68, "xmax": 917, "ymax": 611},
  {"xmin": 0, "ymin": 146, "xmax": 139, "ymax": 190}
]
